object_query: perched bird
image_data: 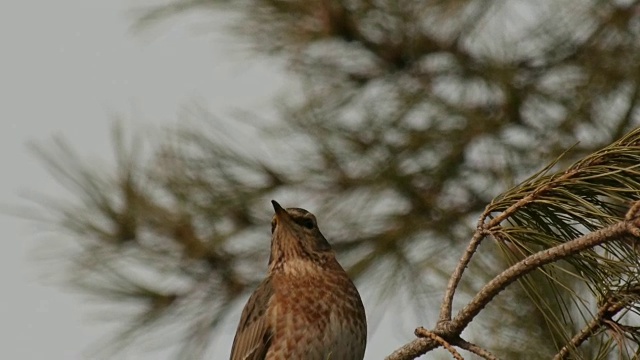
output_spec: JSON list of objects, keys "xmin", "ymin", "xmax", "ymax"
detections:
[{"xmin": 229, "ymin": 200, "xmax": 367, "ymax": 360}]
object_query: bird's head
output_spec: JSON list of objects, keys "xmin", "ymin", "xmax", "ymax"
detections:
[{"xmin": 268, "ymin": 200, "xmax": 334, "ymax": 269}]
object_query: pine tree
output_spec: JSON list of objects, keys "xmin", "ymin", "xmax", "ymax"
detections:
[{"xmin": 29, "ymin": 1, "xmax": 640, "ymax": 358}]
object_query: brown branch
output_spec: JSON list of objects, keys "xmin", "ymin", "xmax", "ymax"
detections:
[
  {"xmin": 384, "ymin": 336, "xmax": 439, "ymax": 360},
  {"xmin": 414, "ymin": 327, "xmax": 464, "ymax": 360},
  {"xmin": 454, "ymin": 338, "xmax": 499, "ymax": 360},
  {"xmin": 439, "ymin": 214, "xmax": 490, "ymax": 322},
  {"xmin": 553, "ymin": 291, "xmax": 638, "ymax": 360},
  {"xmin": 450, "ymin": 221, "xmax": 630, "ymax": 333},
  {"xmin": 440, "ymin": 168, "xmax": 582, "ymax": 323},
  {"xmin": 625, "ymin": 201, "xmax": 640, "ymax": 222},
  {"xmin": 386, "ymin": 201, "xmax": 640, "ymax": 360}
]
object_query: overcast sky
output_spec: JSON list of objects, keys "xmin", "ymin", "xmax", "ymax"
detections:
[{"xmin": 0, "ymin": 1, "xmax": 412, "ymax": 359}]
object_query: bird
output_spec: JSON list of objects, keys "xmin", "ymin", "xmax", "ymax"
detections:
[{"xmin": 229, "ymin": 200, "xmax": 367, "ymax": 360}]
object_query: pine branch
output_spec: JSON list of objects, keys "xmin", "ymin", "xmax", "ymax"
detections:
[
  {"xmin": 439, "ymin": 213, "xmax": 491, "ymax": 323},
  {"xmin": 553, "ymin": 287, "xmax": 640, "ymax": 360},
  {"xmin": 386, "ymin": 201, "xmax": 640, "ymax": 360},
  {"xmin": 454, "ymin": 338, "xmax": 499, "ymax": 360}
]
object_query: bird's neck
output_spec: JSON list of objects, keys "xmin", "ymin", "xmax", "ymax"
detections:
[{"xmin": 268, "ymin": 256, "xmax": 337, "ymax": 276}]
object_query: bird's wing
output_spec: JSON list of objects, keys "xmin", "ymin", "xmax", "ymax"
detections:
[{"xmin": 229, "ymin": 277, "xmax": 274, "ymax": 360}]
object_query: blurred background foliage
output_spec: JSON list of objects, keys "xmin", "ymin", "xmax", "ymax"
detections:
[{"xmin": 28, "ymin": 0, "xmax": 640, "ymax": 358}]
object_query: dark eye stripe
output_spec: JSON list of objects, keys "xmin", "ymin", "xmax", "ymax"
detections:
[{"xmin": 293, "ymin": 217, "xmax": 315, "ymax": 229}]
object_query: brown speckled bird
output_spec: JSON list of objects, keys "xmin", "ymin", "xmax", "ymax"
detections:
[{"xmin": 229, "ymin": 200, "xmax": 367, "ymax": 360}]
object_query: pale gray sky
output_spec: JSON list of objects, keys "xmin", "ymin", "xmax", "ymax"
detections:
[{"xmin": 0, "ymin": 1, "xmax": 412, "ymax": 359}]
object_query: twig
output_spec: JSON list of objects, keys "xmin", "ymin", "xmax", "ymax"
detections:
[
  {"xmin": 386, "ymin": 201, "xmax": 640, "ymax": 360},
  {"xmin": 485, "ymin": 169, "xmax": 578, "ymax": 229},
  {"xmin": 439, "ymin": 224, "xmax": 489, "ymax": 322},
  {"xmin": 553, "ymin": 292, "xmax": 637, "ymax": 360},
  {"xmin": 625, "ymin": 200, "xmax": 640, "ymax": 222},
  {"xmin": 440, "ymin": 169, "xmax": 580, "ymax": 322},
  {"xmin": 414, "ymin": 327, "xmax": 464, "ymax": 360},
  {"xmin": 384, "ymin": 337, "xmax": 439, "ymax": 360},
  {"xmin": 451, "ymin": 221, "xmax": 629, "ymax": 332},
  {"xmin": 454, "ymin": 338, "xmax": 499, "ymax": 360}
]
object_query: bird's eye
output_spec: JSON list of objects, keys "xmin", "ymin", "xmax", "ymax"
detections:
[
  {"xmin": 298, "ymin": 217, "xmax": 315, "ymax": 230},
  {"xmin": 271, "ymin": 219, "xmax": 277, "ymax": 233}
]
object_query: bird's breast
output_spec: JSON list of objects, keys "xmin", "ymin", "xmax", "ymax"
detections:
[{"xmin": 265, "ymin": 263, "xmax": 367, "ymax": 360}]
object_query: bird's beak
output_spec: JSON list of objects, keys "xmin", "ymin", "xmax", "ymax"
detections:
[
  {"xmin": 271, "ymin": 200, "xmax": 288, "ymax": 220},
  {"xmin": 271, "ymin": 200, "xmax": 293, "ymax": 232}
]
